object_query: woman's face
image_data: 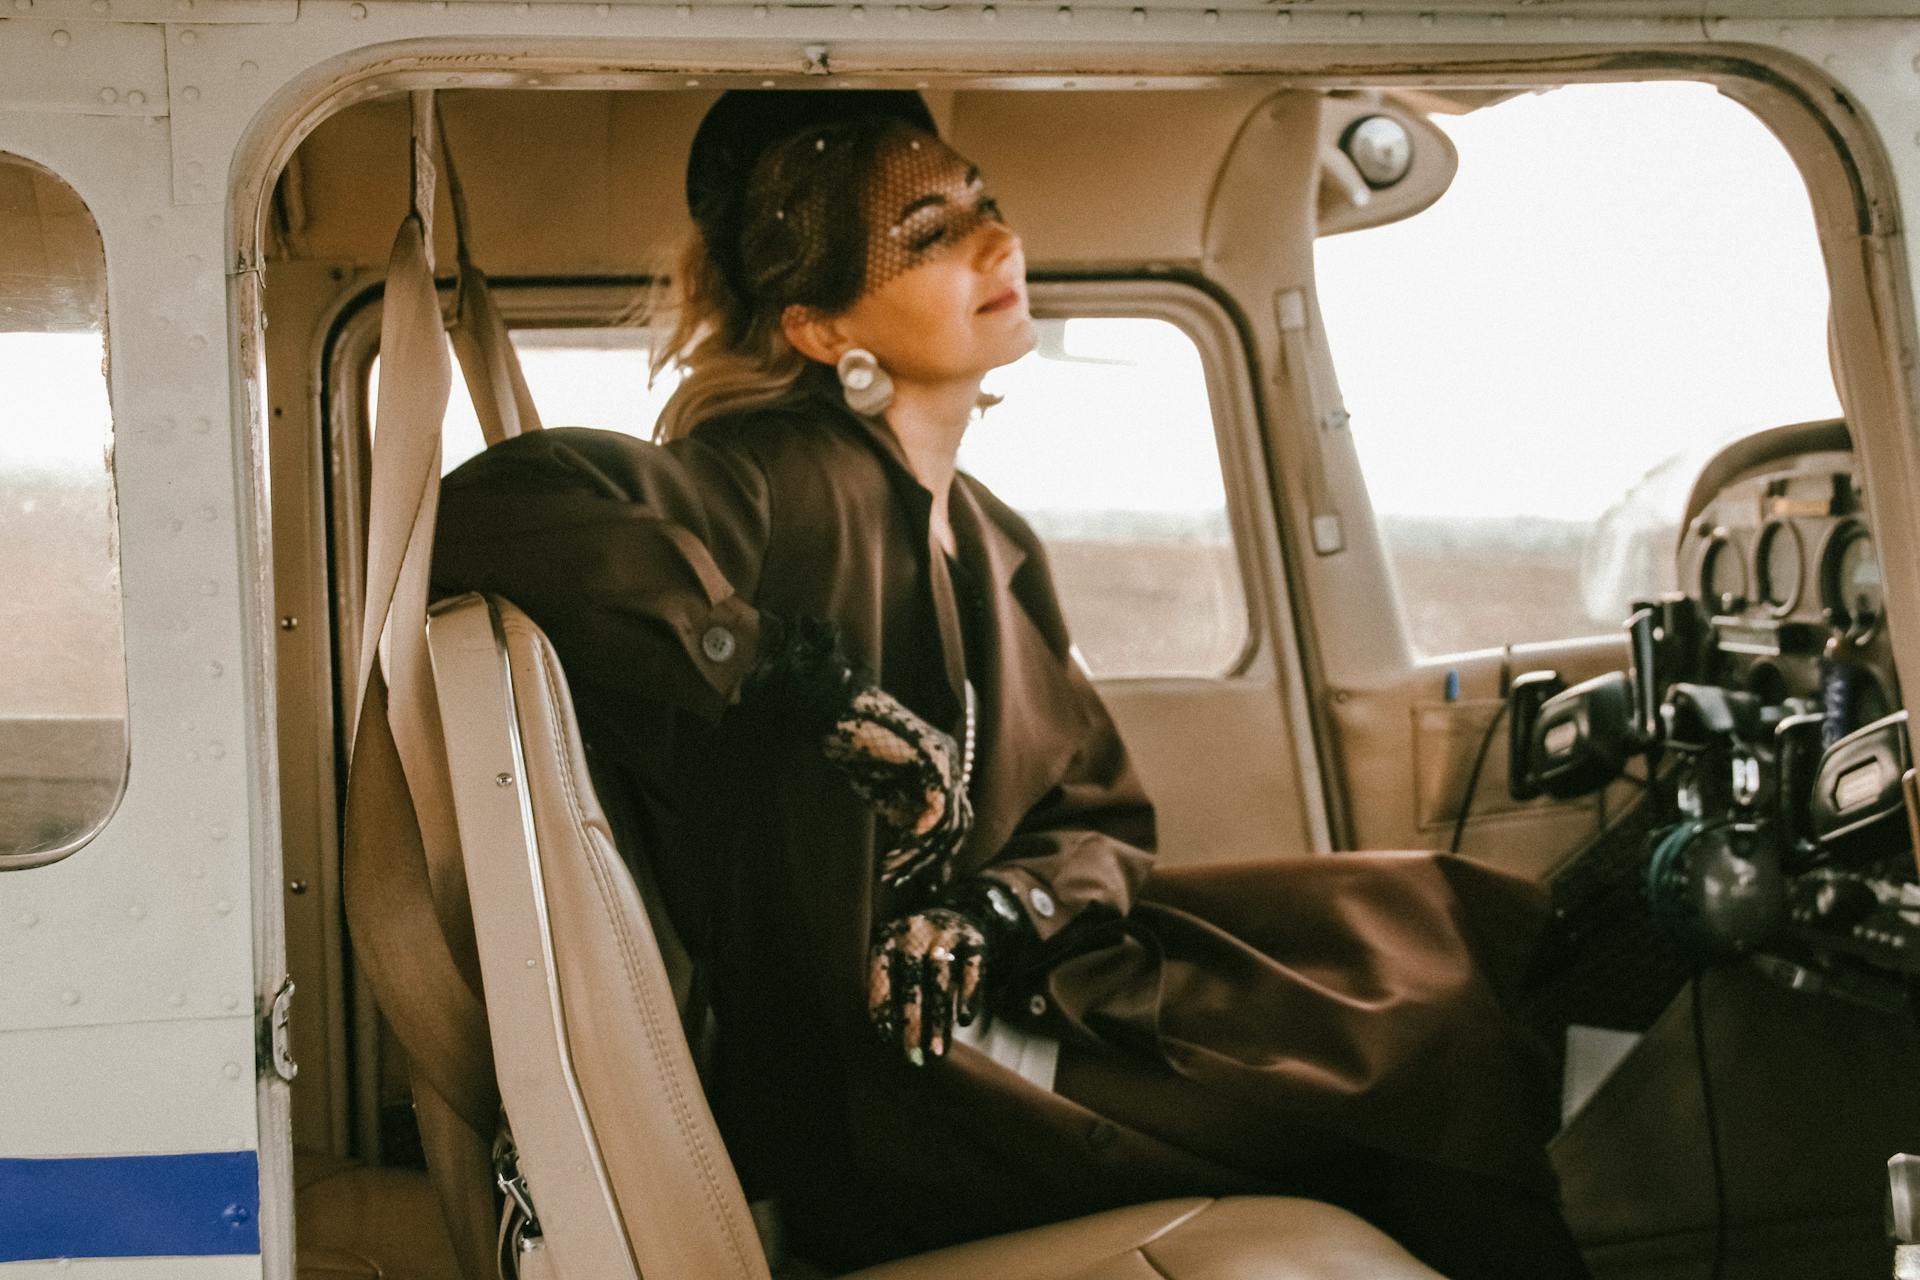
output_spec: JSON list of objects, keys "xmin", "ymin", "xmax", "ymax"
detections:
[{"xmin": 830, "ymin": 135, "xmax": 1034, "ymax": 385}]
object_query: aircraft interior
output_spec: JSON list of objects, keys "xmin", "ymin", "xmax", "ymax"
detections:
[{"xmin": 239, "ymin": 81, "xmax": 1920, "ymax": 1280}]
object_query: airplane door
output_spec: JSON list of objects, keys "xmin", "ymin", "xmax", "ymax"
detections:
[{"xmin": 0, "ymin": 32, "xmax": 287, "ymax": 1278}]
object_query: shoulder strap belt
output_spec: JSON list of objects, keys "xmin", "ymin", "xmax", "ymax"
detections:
[
  {"xmin": 439, "ymin": 95, "xmax": 544, "ymax": 448},
  {"xmin": 341, "ymin": 89, "xmax": 501, "ymax": 1280}
]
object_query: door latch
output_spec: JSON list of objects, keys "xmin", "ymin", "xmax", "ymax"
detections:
[{"xmin": 259, "ymin": 976, "xmax": 298, "ymax": 1083}]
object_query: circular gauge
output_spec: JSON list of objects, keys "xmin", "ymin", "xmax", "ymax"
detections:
[
  {"xmin": 1753, "ymin": 518, "xmax": 1804, "ymax": 616},
  {"xmin": 1820, "ymin": 520, "xmax": 1883, "ymax": 635},
  {"xmin": 1698, "ymin": 529, "xmax": 1747, "ymax": 614}
]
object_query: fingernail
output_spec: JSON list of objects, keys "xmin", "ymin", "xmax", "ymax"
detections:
[{"xmin": 907, "ymin": 1047, "xmax": 925, "ymax": 1068}]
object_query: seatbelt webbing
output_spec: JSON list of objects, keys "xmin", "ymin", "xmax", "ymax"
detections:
[
  {"xmin": 353, "ymin": 208, "xmax": 482, "ymax": 987},
  {"xmin": 438, "ymin": 96, "xmax": 544, "ymax": 447},
  {"xmin": 341, "ymin": 89, "xmax": 500, "ymax": 1280}
]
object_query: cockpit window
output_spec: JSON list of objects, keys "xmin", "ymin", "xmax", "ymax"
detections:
[
  {"xmin": 0, "ymin": 154, "xmax": 128, "ymax": 868},
  {"xmin": 1315, "ymin": 82, "xmax": 1842, "ymax": 656},
  {"xmin": 369, "ymin": 304, "xmax": 1245, "ymax": 680}
]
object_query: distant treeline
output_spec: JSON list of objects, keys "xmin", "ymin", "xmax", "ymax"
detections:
[{"xmin": 1017, "ymin": 508, "xmax": 1593, "ymax": 557}]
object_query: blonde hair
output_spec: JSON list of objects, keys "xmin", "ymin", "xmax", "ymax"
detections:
[{"xmin": 646, "ymin": 231, "xmax": 816, "ymax": 443}]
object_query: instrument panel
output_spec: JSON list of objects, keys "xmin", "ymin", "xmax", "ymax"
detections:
[
  {"xmin": 1517, "ymin": 423, "xmax": 1919, "ymax": 1011},
  {"xmin": 1684, "ymin": 447, "xmax": 1896, "ymax": 723}
]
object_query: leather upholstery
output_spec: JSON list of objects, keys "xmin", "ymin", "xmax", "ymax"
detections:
[
  {"xmin": 845, "ymin": 1197, "xmax": 1441, "ymax": 1279},
  {"xmin": 295, "ymin": 1150, "xmax": 463, "ymax": 1280},
  {"xmin": 494, "ymin": 598, "xmax": 768, "ymax": 1278},
  {"xmin": 423, "ymin": 594, "xmax": 1444, "ymax": 1280}
]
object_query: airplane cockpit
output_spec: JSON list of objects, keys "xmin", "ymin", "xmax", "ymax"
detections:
[
  {"xmin": 1514, "ymin": 422, "xmax": 1917, "ymax": 1004},
  {"xmin": 270, "ymin": 81, "xmax": 1920, "ymax": 1280},
  {"xmin": 9, "ymin": 18, "xmax": 1920, "ymax": 1279}
]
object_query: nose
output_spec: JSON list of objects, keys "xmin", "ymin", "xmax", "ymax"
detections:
[{"xmin": 973, "ymin": 217, "xmax": 1021, "ymax": 274}]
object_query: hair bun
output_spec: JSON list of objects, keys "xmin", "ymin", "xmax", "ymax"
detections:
[{"xmin": 685, "ymin": 89, "xmax": 937, "ymax": 299}]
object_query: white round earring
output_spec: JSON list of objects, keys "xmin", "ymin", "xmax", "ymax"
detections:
[{"xmin": 836, "ymin": 347, "xmax": 895, "ymax": 416}]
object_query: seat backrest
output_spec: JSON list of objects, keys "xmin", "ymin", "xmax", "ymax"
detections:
[{"xmin": 427, "ymin": 592, "xmax": 773, "ymax": 1280}]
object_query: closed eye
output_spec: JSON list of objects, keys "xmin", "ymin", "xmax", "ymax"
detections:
[
  {"xmin": 907, "ymin": 217, "xmax": 948, "ymax": 253},
  {"xmin": 903, "ymin": 192, "xmax": 1003, "ymax": 254}
]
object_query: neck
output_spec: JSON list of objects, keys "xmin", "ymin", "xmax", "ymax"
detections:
[{"xmin": 883, "ymin": 375, "xmax": 981, "ymax": 550}]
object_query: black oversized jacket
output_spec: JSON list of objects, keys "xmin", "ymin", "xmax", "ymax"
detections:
[{"xmin": 431, "ymin": 395, "xmax": 1557, "ymax": 1267}]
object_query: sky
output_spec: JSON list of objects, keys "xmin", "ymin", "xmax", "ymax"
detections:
[
  {"xmin": 1313, "ymin": 80, "xmax": 1841, "ymax": 521},
  {"xmin": 0, "ymin": 334, "xmax": 111, "ymax": 470}
]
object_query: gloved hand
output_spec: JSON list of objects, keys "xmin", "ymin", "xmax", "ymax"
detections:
[
  {"xmin": 824, "ymin": 686, "xmax": 972, "ymax": 892},
  {"xmin": 746, "ymin": 612, "xmax": 971, "ymax": 892},
  {"xmin": 867, "ymin": 907, "xmax": 986, "ymax": 1066}
]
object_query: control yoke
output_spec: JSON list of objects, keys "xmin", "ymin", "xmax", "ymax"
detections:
[{"xmin": 1507, "ymin": 601, "xmax": 1671, "ymax": 803}]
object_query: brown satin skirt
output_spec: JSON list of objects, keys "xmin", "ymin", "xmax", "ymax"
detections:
[
  {"xmin": 830, "ymin": 852, "xmax": 1585, "ymax": 1276},
  {"xmin": 1039, "ymin": 851, "xmax": 1564, "ymax": 1195}
]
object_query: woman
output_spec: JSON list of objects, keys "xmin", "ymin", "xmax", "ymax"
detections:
[{"xmin": 431, "ymin": 90, "xmax": 1590, "ymax": 1279}]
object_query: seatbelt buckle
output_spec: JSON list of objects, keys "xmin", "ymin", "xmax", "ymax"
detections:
[{"xmin": 493, "ymin": 1126, "xmax": 543, "ymax": 1244}]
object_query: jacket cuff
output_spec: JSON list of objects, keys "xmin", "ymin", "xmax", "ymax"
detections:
[
  {"xmin": 738, "ymin": 611, "xmax": 870, "ymax": 739},
  {"xmin": 972, "ymin": 867, "xmax": 1075, "ymax": 947},
  {"xmin": 681, "ymin": 594, "xmax": 763, "ymax": 719},
  {"xmin": 943, "ymin": 875, "xmax": 1041, "ymax": 982}
]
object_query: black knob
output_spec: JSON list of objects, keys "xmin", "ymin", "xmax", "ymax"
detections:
[{"xmin": 1811, "ymin": 876, "xmax": 1878, "ymax": 928}]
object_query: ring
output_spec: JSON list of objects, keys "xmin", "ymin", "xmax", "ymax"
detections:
[{"xmin": 929, "ymin": 947, "xmax": 952, "ymax": 964}]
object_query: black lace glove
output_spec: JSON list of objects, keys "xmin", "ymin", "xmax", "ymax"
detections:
[
  {"xmin": 746, "ymin": 613, "xmax": 972, "ymax": 893},
  {"xmin": 867, "ymin": 908, "xmax": 986, "ymax": 1066},
  {"xmin": 866, "ymin": 879, "xmax": 1044, "ymax": 1067}
]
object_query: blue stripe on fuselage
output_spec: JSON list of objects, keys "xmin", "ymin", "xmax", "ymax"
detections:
[{"xmin": 0, "ymin": 1151, "xmax": 261, "ymax": 1262}]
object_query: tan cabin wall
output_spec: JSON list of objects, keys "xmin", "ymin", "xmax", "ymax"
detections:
[{"xmin": 275, "ymin": 85, "xmax": 1281, "ymax": 273}]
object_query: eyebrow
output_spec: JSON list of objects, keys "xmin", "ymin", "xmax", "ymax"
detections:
[
  {"xmin": 893, "ymin": 168, "xmax": 985, "ymax": 224},
  {"xmin": 895, "ymin": 193, "xmax": 946, "ymax": 223}
]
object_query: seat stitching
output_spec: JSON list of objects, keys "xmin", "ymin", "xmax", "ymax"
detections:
[
  {"xmin": 527, "ymin": 622, "xmax": 761, "ymax": 1276},
  {"xmin": 1132, "ymin": 1200, "xmax": 1211, "ymax": 1251},
  {"xmin": 523, "ymin": 618, "xmax": 762, "ymax": 1277}
]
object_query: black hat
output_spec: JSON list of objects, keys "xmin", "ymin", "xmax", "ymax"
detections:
[{"xmin": 685, "ymin": 89, "xmax": 937, "ymax": 300}]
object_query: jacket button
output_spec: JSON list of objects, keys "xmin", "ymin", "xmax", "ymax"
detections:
[
  {"xmin": 701, "ymin": 626, "xmax": 737, "ymax": 663},
  {"xmin": 1028, "ymin": 994, "xmax": 1048, "ymax": 1017},
  {"xmin": 1028, "ymin": 887, "xmax": 1056, "ymax": 919}
]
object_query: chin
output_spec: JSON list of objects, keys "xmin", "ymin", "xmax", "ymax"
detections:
[{"xmin": 983, "ymin": 313, "xmax": 1037, "ymax": 369}]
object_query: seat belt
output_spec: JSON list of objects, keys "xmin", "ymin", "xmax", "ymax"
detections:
[
  {"xmin": 340, "ymin": 89, "xmax": 500, "ymax": 1280},
  {"xmin": 438, "ymin": 96, "xmax": 543, "ymax": 448}
]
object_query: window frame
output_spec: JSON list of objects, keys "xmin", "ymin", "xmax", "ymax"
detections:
[
  {"xmin": 324, "ymin": 274, "xmax": 1279, "ymax": 685},
  {"xmin": 0, "ymin": 151, "xmax": 130, "ymax": 873}
]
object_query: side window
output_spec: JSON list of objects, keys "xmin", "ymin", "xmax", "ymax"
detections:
[
  {"xmin": 371, "ymin": 305, "xmax": 1248, "ymax": 680},
  {"xmin": 1314, "ymin": 82, "xmax": 1842, "ymax": 656},
  {"xmin": 369, "ymin": 327, "xmax": 674, "ymax": 475},
  {"xmin": 0, "ymin": 155, "xmax": 128, "ymax": 867},
  {"xmin": 965, "ymin": 314, "xmax": 1248, "ymax": 678}
]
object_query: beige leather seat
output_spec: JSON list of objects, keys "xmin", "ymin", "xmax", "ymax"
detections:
[{"xmin": 425, "ymin": 591, "xmax": 1445, "ymax": 1280}]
